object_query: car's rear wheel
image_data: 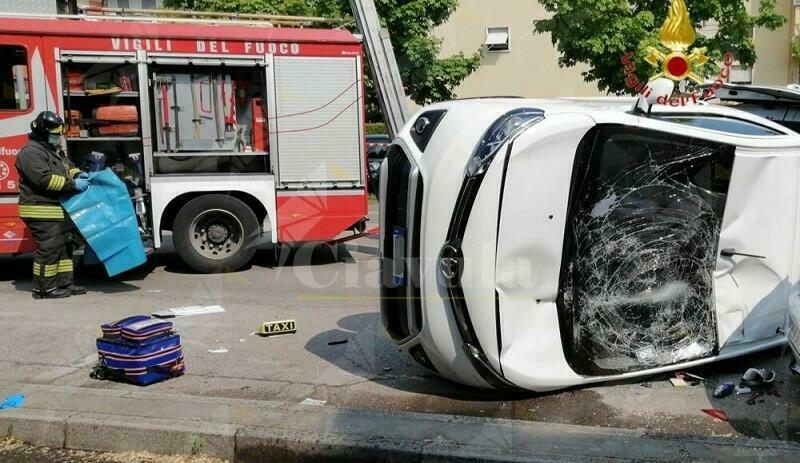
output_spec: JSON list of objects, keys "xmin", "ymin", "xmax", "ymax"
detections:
[{"xmin": 173, "ymin": 194, "xmax": 260, "ymax": 273}]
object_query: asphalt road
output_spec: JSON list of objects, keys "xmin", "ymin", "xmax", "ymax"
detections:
[{"xmin": 1, "ymin": 203, "xmax": 799, "ymax": 445}]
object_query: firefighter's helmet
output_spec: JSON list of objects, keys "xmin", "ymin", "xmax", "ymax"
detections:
[{"xmin": 30, "ymin": 111, "xmax": 65, "ymax": 136}]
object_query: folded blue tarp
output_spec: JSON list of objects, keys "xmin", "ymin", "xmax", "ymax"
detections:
[{"xmin": 62, "ymin": 169, "xmax": 146, "ymax": 277}]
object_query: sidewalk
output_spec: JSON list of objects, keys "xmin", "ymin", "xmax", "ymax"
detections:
[{"xmin": 1, "ymin": 382, "xmax": 799, "ymax": 462}]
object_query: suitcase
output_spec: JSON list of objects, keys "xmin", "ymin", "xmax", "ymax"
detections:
[
  {"xmin": 120, "ymin": 318, "xmax": 173, "ymax": 343},
  {"xmin": 95, "ymin": 316, "xmax": 185, "ymax": 386},
  {"xmin": 94, "ymin": 105, "xmax": 139, "ymax": 123},
  {"xmin": 101, "ymin": 315, "xmax": 151, "ymax": 338},
  {"xmin": 95, "ymin": 124, "xmax": 139, "ymax": 137}
]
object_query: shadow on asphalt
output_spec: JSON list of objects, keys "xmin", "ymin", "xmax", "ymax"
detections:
[
  {"xmin": 1, "ymin": 256, "xmax": 142, "ymax": 295},
  {"xmin": 305, "ymin": 312, "xmax": 530, "ymax": 402}
]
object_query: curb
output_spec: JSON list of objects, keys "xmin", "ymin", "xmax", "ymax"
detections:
[{"xmin": 2, "ymin": 383, "xmax": 800, "ymax": 462}]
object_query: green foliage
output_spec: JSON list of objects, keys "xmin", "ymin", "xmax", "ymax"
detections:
[
  {"xmin": 365, "ymin": 122, "xmax": 388, "ymax": 135},
  {"xmin": 164, "ymin": 0, "xmax": 481, "ymax": 108},
  {"xmin": 534, "ymin": 0, "xmax": 787, "ymax": 94},
  {"xmin": 793, "ymin": 36, "xmax": 800, "ymax": 60}
]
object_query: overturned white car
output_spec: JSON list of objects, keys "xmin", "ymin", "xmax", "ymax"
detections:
[{"xmin": 380, "ymin": 97, "xmax": 800, "ymax": 391}]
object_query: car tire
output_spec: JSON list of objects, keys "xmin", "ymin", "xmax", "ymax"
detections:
[{"xmin": 173, "ymin": 194, "xmax": 260, "ymax": 273}]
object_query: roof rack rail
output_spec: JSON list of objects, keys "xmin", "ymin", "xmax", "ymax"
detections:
[{"xmin": 78, "ymin": 4, "xmax": 350, "ymax": 28}]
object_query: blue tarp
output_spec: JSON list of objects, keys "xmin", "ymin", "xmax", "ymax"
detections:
[{"xmin": 61, "ymin": 169, "xmax": 146, "ymax": 277}]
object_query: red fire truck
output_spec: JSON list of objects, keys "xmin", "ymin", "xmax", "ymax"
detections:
[{"xmin": 0, "ymin": 9, "xmax": 369, "ymax": 272}]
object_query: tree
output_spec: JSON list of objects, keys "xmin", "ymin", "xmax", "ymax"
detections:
[
  {"xmin": 163, "ymin": 0, "xmax": 481, "ymax": 107},
  {"xmin": 534, "ymin": 0, "xmax": 787, "ymax": 94}
]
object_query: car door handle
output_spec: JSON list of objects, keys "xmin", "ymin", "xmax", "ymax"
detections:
[{"xmin": 721, "ymin": 248, "xmax": 766, "ymax": 259}]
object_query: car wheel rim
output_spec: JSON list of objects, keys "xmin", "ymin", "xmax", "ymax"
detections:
[{"xmin": 189, "ymin": 209, "xmax": 244, "ymax": 261}]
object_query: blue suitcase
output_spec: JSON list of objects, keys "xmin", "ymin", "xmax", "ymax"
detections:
[{"xmin": 95, "ymin": 316, "xmax": 185, "ymax": 386}]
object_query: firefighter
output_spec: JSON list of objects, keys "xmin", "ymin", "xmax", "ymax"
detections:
[{"xmin": 15, "ymin": 111, "xmax": 90, "ymax": 299}]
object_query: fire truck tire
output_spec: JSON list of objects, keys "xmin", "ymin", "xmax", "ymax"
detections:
[{"xmin": 173, "ymin": 194, "xmax": 259, "ymax": 273}]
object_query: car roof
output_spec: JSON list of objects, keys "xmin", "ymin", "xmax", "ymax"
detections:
[
  {"xmin": 701, "ymin": 83, "xmax": 800, "ymax": 104},
  {"xmin": 414, "ymin": 97, "xmax": 800, "ymax": 150}
]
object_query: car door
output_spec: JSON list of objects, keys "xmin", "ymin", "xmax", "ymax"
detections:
[
  {"xmin": 552, "ymin": 125, "xmax": 737, "ymax": 375},
  {"xmin": 713, "ymin": 146, "xmax": 800, "ymax": 348}
]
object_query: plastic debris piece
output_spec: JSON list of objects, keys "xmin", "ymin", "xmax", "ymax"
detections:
[
  {"xmin": 328, "ymin": 339, "xmax": 349, "ymax": 346},
  {"xmin": 670, "ymin": 377, "xmax": 688, "ymax": 388},
  {"xmin": 300, "ymin": 398, "xmax": 327, "ymax": 406},
  {"xmin": 701, "ymin": 409, "xmax": 728, "ymax": 422},
  {"xmin": 640, "ymin": 382, "xmax": 652, "ymax": 388},
  {"xmin": 0, "ymin": 393, "xmax": 24, "ymax": 410},
  {"xmin": 735, "ymin": 385, "xmax": 752, "ymax": 395},
  {"xmin": 383, "ymin": 367, "xmax": 393, "ymax": 372},
  {"xmin": 713, "ymin": 383, "xmax": 735, "ymax": 399},
  {"xmin": 208, "ymin": 348, "xmax": 228, "ymax": 354},
  {"xmin": 741, "ymin": 368, "xmax": 776, "ymax": 388},
  {"xmin": 152, "ymin": 305, "xmax": 225, "ymax": 318}
]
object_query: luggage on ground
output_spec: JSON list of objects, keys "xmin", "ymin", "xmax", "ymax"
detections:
[{"xmin": 94, "ymin": 315, "xmax": 185, "ymax": 386}]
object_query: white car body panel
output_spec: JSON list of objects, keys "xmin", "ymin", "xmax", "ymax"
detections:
[{"xmin": 382, "ymin": 97, "xmax": 800, "ymax": 391}]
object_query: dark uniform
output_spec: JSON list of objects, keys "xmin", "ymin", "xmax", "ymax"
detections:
[{"xmin": 15, "ymin": 112, "xmax": 88, "ymax": 299}]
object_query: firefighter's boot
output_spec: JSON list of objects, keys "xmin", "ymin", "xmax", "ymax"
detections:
[{"xmin": 32, "ymin": 287, "xmax": 71, "ymax": 300}]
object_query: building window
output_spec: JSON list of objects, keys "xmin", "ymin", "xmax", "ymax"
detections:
[
  {"xmin": 105, "ymin": 0, "xmax": 162, "ymax": 8},
  {"xmin": 730, "ymin": 65, "xmax": 753, "ymax": 85},
  {"xmin": 485, "ymin": 27, "xmax": 510, "ymax": 52},
  {"xmin": 0, "ymin": 46, "xmax": 30, "ymax": 111}
]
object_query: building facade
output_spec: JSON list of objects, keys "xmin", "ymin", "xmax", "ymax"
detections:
[{"xmin": 436, "ymin": 0, "xmax": 800, "ymax": 98}]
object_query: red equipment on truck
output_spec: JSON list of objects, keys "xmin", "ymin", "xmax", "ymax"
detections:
[{"xmin": 0, "ymin": 8, "xmax": 370, "ymax": 273}]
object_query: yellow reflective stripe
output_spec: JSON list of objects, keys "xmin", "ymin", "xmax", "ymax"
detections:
[
  {"xmin": 57, "ymin": 260, "xmax": 73, "ymax": 273},
  {"xmin": 47, "ymin": 175, "xmax": 66, "ymax": 191},
  {"xmin": 18, "ymin": 205, "xmax": 64, "ymax": 220},
  {"xmin": 33, "ymin": 262, "xmax": 58, "ymax": 277},
  {"xmin": 69, "ymin": 168, "xmax": 81, "ymax": 178}
]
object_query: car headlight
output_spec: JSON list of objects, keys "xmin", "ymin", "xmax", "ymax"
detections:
[{"xmin": 465, "ymin": 108, "xmax": 544, "ymax": 178}]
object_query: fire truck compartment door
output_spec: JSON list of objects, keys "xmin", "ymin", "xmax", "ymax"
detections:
[{"xmin": 267, "ymin": 55, "xmax": 364, "ymax": 187}]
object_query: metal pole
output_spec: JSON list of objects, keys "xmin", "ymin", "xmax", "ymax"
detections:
[{"xmin": 348, "ymin": 0, "xmax": 409, "ymax": 138}]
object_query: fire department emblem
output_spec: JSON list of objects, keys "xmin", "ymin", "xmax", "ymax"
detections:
[
  {"xmin": 644, "ymin": 0, "xmax": 709, "ymax": 83},
  {"xmin": 0, "ymin": 161, "xmax": 9, "ymax": 181}
]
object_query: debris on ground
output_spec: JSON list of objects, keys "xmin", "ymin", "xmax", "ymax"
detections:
[
  {"xmin": 712, "ymin": 383, "xmax": 735, "ymax": 398},
  {"xmin": 258, "ymin": 319, "xmax": 297, "ymax": 337},
  {"xmin": 639, "ymin": 382, "xmax": 652, "ymax": 388},
  {"xmin": 669, "ymin": 377, "xmax": 687, "ymax": 388},
  {"xmin": 328, "ymin": 339, "xmax": 349, "ymax": 346},
  {"xmin": 701, "ymin": 409, "xmax": 729, "ymax": 422},
  {"xmin": 791, "ymin": 361, "xmax": 800, "ymax": 376},
  {"xmin": 741, "ymin": 368, "xmax": 776, "ymax": 388},
  {"xmin": 383, "ymin": 367, "xmax": 393, "ymax": 372},
  {"xmin": 152, "ymin": 305, "xmax": 225, "ymax": 318},
  {"xmin": 300, "ymin": 398, "xmax": 327, "ymax": 406},
  {"xmin": 207, "ymin": 348, "xmax": 228, "ymax": 354},
  {"xmin": 735, "ymin": 385, "xmax": 752, "ymax": 395},
  {"xmin": 0, "ymin": 393, "xmax": 24, "ymax": 410},
  {"xmin": 678, "ymin": 371, "xmax": 705, "ymax": 382},
  {"xmin": 746, "ymin": 391, "xmax": 764, "ymax": 406}
]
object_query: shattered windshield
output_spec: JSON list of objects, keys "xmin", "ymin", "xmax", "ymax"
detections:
[{"xmin": 559, "ymin": 126, "xmax": 736, "ymax": 375}]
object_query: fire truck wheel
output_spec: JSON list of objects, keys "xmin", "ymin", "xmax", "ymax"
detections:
[{"xmin": 173, "ymin": 194, "xmax": 259, "ymax": 273}]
